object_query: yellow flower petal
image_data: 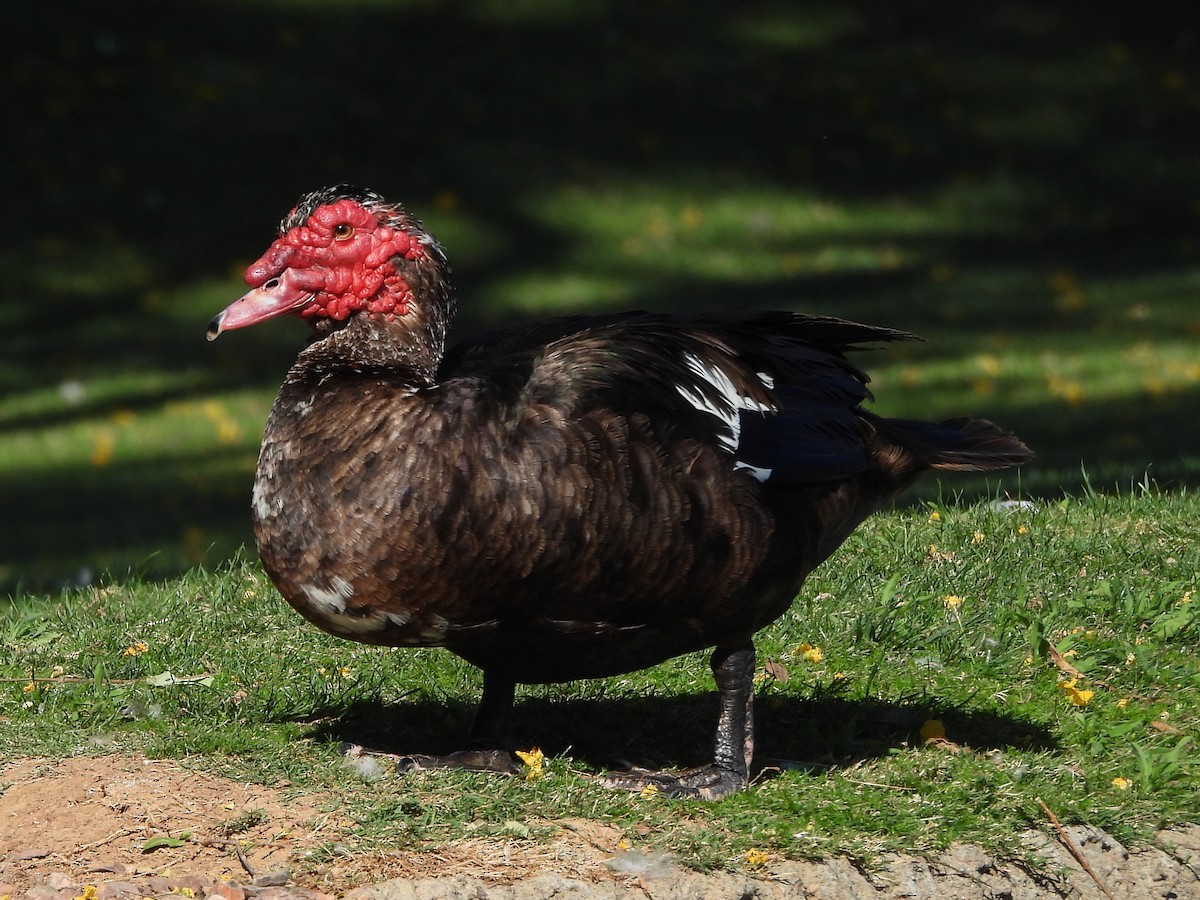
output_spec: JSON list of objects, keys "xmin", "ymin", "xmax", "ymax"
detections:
[
  {"xmin": 919, "ymin": 719, "xmax": 946, "ymax": 742},
  {"xmin": 798, "ymin": 642, "xmax": 823, "ymax": 663},
  {"xmin": 1058, "ymin": 678, "xmax": 1094, "ymax": 706},
  {"xmin": 515, "ymin": 747, "xmax": 545, "ymax": 780},
  {"xmin": 745, "ymin": 848, "xmax": 770, "ymax": 867}
]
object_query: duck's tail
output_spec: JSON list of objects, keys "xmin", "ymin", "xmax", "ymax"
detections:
[{"xmin": 877, "ymin": 416, "xmax": 1033, "ymax": 474}]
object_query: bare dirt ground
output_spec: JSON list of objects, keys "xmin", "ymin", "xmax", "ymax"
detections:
[{"xmin": 2, "ymin": 756, "xmax": 1198, "ymax": 899}]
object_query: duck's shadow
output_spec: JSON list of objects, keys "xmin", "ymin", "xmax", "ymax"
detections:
[{"xmin": 304, "ymin": 690, "xmax": 1055, "ymax": 777}]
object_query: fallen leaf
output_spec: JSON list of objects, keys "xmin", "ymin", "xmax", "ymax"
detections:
[
  {"xmin": 925, "ymin": 737, "xmax": 965, "ymax": 755},
  {"xmin": 143, "ymin": 834, "xmax": 190, "ymax": 852},
  {"xmin": 764, "ymin": 660, "xmax": 789, "ymax": 683},
  {"xmin": 501, "ymin": 820, "xmax": 532, "ymax": 838},
  {"xmin": 1045, "ymin": 642, "xmax": 1083, "ymax": 679}
]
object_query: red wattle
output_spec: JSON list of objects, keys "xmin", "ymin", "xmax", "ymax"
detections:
[{"xmin": 238, "ymin": 197, "xmax": 423, "ymax": 325}]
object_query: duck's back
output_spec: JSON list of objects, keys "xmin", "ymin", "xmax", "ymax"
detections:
[{"xmin": 250, "ymin": 312, "xmax": 1026, "ymax": 683}]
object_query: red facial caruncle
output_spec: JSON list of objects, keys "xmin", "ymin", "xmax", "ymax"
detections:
[{"xmin": 208, "ymin": 195, "xmax": 426, "ymax": 340}]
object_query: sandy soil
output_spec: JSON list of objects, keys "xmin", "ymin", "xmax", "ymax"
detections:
[{"xmin": 2, "ymin": 756, "xmax": 1198, "ymax": 899}]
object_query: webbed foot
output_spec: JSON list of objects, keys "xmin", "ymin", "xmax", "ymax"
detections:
[
  {"xmin": 397, "ymin": 748, "xmax": 523, "ymax": 776},
  {"xmin": 338, "ymin": 743, "xmax": 523, "ymax": 777},
  {"xmin": 601, "ymin": 643, "xmax": 758, "ymax": 801},
  {"xmin": 338, "ymin": 673, "xmax": 523, "ymax": 778},
  {"xmin": 600, "ymin": 763, "xmax": 747, "ymax": 800}
]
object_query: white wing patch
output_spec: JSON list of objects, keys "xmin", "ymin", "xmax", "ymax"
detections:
[{"xmin": 676, "ymin": 353, "xmax": 776, "ymax": 482}]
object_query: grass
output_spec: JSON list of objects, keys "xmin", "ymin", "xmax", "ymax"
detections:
[
  {"xmin": 2, "ymin": 0, "xmax": 1199, "ymax": 875},
  {"xmin": 2, "ymin": 491, "xmax": 1196, "ymax": 871}
]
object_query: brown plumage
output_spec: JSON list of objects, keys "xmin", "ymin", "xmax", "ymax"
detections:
[{"xmin": 209, "ymin": 185, "xmax": 1032, "ymax": 798}]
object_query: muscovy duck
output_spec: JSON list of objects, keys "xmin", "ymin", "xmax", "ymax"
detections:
[{"xmin": 208, "ymin": 185, "xmax": 1031, "ymax": 799}]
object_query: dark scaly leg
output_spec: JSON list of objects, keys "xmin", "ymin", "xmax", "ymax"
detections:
[
  {"xmin": 602, "ymin": 642, "xmax": 756, "ymax": 800},
  {"xmin": 397, "ymin": 671, "xmax": 521, "ymax": 774},
  {"xmin": 344, "ymin": 671, "xmax": 522, "ymax": 776},
  {"xmin": 711, "ymin": 642, "xmax": 756, "ymax": 782},
  {"xmin": 467, "ymin": 672, "xmax": 516, "ymax": 747}
]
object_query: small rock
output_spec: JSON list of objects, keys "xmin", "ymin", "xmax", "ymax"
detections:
[
  {"xmin": 42, "ymin": 872, "xmax": 77, "ymax": 890},
  {"xmin": 251, "ymin": 867, "xmax": 291, "ymax": 887},
  {"xmin": 1160, "ymin": 825, "xmax": 1200, "ymax": 860},
  {"xmin": 254, "ymin": 889, "xmax": 335, "ymax": 900},
  {"xmin": 173, "ymin": 875, "xmax": 209, "ymax": 896},
  {"xmin": 939, "ymin": 842, "xmax": 995, "ymax": 875},
  {"xmin": 97, "ymin": 881, "xmax": 142, "ymax": 899},
  {"xmin": 24, "ymin": 887, "xmax": 72, "ymax": 900},
  {"xmin": 147, "ymin": 875, "xmax": 175, "ymax": 893},
  {"xmin": 204, "ymin": 880, "xmax": 247, "ymax": 900},
  {"xmin": 605, "ymin": 850, "xmax": 674, "ymax": 879},
  {"xmin": 345, "ymin": 876, "xmax": 487, "ymax": 900},
  {"xmin": 11, "ymin": 848, "xmax": 52, "ymax": 861},
  {"xmin": 87, "ymin": 862, "xmax": 128, "ymax": 875}
]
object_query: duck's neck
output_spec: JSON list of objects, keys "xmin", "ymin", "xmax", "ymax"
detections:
[{"xmin": 297, "ymin": 255, "xmax": 455, "ymax": 388}]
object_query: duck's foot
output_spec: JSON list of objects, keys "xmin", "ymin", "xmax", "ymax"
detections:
[
  {"xmin": 600, "ymin": 763, "xmax": 747, "ymax": 800},
  {"xmin": 600, "ymin": 643, "xmax": 758, "ymax": 802},
  {"xmin": 337, "ymin": 673, "xmax": 524, "ymax": 778},
  {"xmin": 396, "ymin": 748, "xmax": 523, "ymax": 776},
  {"xmin": 340, "ymin": 742, "xmax": 522, "ymax": 776}
]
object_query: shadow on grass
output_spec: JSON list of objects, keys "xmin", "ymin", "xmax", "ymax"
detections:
[{"xmin": 303, "ymin": 690, "xmax": 1055, "ymax": 778}]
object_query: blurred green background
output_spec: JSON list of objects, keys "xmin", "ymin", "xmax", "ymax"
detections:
[{"xmin": 3, "ymin": 1, "xmax": 1198, "ymax": 596}]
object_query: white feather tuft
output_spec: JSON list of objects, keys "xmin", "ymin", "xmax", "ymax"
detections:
[{"xmin": 675, "ymin": 353, "xmax": 775, "ymax": 480}]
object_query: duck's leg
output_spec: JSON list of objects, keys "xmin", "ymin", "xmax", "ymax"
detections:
[
  {"xmin": 602, "ymin": 642, "xmax": 756, "ymax": 800},
  {"xmin": 394, "ymin": 672, "xmax": 523, "ymax": 775}
]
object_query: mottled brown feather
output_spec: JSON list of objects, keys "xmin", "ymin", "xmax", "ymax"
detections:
[
  {"xmin": 252, "ymin": 307, "xmax": 1029, "ymax": 684},
  {"xmin": 236, "ymin": 190, "xmax": 1031, "ymax": 686}
]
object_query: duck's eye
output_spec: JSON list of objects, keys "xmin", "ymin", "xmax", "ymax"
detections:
[{"xmin": 332, "ymin": 223, "xmax": 354, "ymax": 241}]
